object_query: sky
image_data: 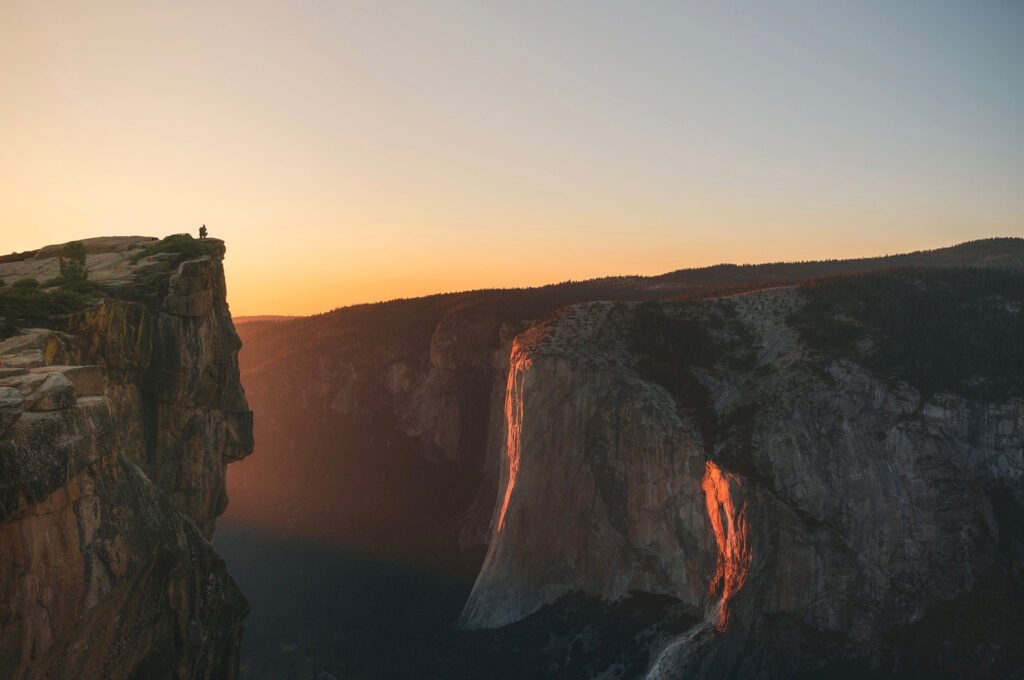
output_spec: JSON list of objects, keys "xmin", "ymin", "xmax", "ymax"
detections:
[{"xmin": 1, "ymin": 1, "xmax": 1022, "ymax": 316}]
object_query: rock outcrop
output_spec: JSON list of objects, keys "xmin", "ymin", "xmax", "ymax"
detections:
[
  {"xmin": 462, "ymin": 283, "xmax": 1024, "ymax": 678},
  {"xmin": 461, "ymin": 303, "xmax": 719, "ymax": 629},
  {"xmin": 0, "ymin": 236, "xmax": 253, "ymax": 679}
]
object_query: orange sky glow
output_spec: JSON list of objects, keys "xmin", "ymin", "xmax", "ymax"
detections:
[{"xmin": 2, "ymin": 2, "xmax": 1022, "ymax": 316}]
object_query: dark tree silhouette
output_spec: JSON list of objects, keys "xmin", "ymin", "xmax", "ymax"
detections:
[{"xmin": 58, "ymin": 241, "xmax": 87, "ymax": 282}]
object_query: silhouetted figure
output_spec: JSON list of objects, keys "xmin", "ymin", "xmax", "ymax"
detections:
[{"xmin": 199, "ymin": 224, "xmax": 208, "ymax": 239}]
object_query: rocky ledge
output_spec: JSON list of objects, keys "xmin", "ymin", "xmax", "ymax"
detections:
[{"xmin": 0, "ymin": 236, "xmax": 253, "ymax": 680}]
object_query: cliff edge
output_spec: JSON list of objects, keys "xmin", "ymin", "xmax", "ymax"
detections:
[{"xmin": 0, "ymin": 236, "xmax": 253, "ymax": 679}]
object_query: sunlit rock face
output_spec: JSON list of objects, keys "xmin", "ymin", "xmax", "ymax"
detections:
[
  {"xmin": 464, "ymin": 287, "xmax": 1024, "ymax": 678},
  {"xmin": 461, "ymin": 303, "xmax": 718, "ymax": 629},
  {"xmin": 0, "ymin": 237, "xmax": 253, "ymax": 680},
  {"xmin": 701, "ymin": 460, "xmax": 750, "ymax": 632}
]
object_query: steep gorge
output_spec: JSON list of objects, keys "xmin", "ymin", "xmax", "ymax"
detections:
[{"xmin": 224, "ymin": 238, "xmax": 1024, "ymax": 678}]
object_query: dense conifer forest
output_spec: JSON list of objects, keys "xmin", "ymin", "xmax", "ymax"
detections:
[{"xmin": 793, "ymin": 267, "xmax": 1024, "ymax": 401}]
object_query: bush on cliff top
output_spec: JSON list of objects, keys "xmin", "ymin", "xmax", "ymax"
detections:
[
  {"xmin": 41, "ymin": 275, "xmax": 112, "ymax": 297},
  {"xmin": 0, "ymin": 287, "xmax": 87, "ymax": 321},
  {"xmin": 0, "ymin": 285, "xmax": 90, "ymax": 340},
  {"xmin": 0, "ymin": 241, "xmax": 120, "ymax": 339},
  {"xmin": 43, "ymin": 242, "xmax": 113, "ymax": 298},
  {"xmin": 12, "ymin": 278, "xmax": 40, "ymax": 290},
  {"xmin": 0, "ymin": 266, "xmax": 105, "ymax": 337},
  {"xmin": 132, "ymin": 233, "xmax": 216, "ymax": 263},
  {"xmin": 58, "ymin": 240, "xmax": 88, "ymax": 282}
]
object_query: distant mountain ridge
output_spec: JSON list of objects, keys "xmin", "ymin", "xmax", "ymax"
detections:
[
  {"xmin": 233, "ymin": 237, "xmax": 1024, "ymax": 378},
  {"xmin": 223, "ymin": 236, "xmax": 1024, "ymax": 678},
  {"xmin": 233, "ymin": 315, "xmax": 296, "ymax": 324},
  {"xmin": 227, "ymin": 236, "xmax": 1024, "ymax": 552}
]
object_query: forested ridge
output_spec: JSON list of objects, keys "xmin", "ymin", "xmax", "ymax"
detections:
[{"xmin": 793, "ymin": 267, "xmax": 1024, "ymax": 401}]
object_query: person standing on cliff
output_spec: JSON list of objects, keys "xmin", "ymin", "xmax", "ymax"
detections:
[{"xmin": 199, "ymin": 224, "xmax": 208, "ymax": 239}]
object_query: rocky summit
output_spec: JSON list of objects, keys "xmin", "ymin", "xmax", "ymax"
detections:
[{"xmin": 0, "ymin": 236, "xmax": 252, "ymax": 679}]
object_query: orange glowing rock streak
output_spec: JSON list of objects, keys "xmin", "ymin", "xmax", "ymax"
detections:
[
  {"xmin": 496, "ymin": 348, "xmax": 532, "ymax": 533},
  {"xmin": 702, "ymin": 460, "xmax": 751, "ymax": 631}
]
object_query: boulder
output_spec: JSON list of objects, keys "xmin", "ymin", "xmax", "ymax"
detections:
[
  {"xmin": 34, "ymin": 365, "xmax": 106, "ymax": 397},
  {"xmin": 0, "ymin": 329, "xmax": 74, "ymax": 367},
  {"xmin": 0, "ymin": 386, "xmax": 23, "ymax": 431},
  {"xmin": 26, "ymin": 372, "xmax": 76, "ymax": 411}
]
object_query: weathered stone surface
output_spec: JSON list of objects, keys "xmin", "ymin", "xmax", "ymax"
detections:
[
  {"xmin": 33, "ymin": 364, "xmax": 106, "ymax": 396},
  {"xmin": 0, "ymin": 236, "xmax": 158, "ymax": 287},
  {"xmin": 0, "ymin": 387, "xmax": 141, "ymax": 521},
  {"xmin": 0, "ymin": 386, "xmax": 23, "ymax": 431},
  {"xmin": 0, "ymin": 236, "xmax": 252, "ymax": 680},
  {"xmin": 57, "ymin": 299, "xmax": 151, "ymax": 384},
  {"xmin": 0, "ymin": 370, "xmax": 77, "ymax": 411},
  {"xmin": 0, "ymin": 351, "xmax": 44, "ymax": 369},
  {"xmin": 462, "ymin": 303, "xmax": 716, "ymax": 629},
  {"xmin": 0, "ymin": 370, "xmax": 47, "ymax": 396},
  {"xmin": 0, "ymin": 460, "xmax": 246, "ymax": 680},
  {"xmin": 0, "ymin": 329, "xmax": 74, "ymax": 368},
  {"xmin": 25, "ymin": 372, "xmax": 76, "ymax": 411},
  {"xmin": 163, "ymin": 257, "xmax": 215, "ymax": 317}
]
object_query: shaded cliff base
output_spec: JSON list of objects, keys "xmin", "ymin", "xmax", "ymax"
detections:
[
  {"xmin": 218, "ymin": 523, "xmax": 699, "ymax": 680},
  {"xmin": 223, "ymin": 522, "xmax": 1024, "ymax": 680}
]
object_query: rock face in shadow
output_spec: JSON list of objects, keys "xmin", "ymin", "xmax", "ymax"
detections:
[
  {"xmin": 220, "ymin": 238, "xmax": 1024, "ymax": 677},
  {"xmin": 227, "ymin": 238, "xmax": 1024, "ymax": 569},
  {"xmin": 463, "ymin": 282, "xmax": 1024, "ymax": 679},
  {"xmin": 0, "ymin": 236, "xmax": 253, "ymax": 680}
]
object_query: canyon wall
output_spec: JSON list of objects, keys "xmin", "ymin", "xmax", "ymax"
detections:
[
  {"xmin": 221, "ymin": 238, "xmax": 1023, "ymax": 677},
  {"xmin": 228, "ymin": 239, "xmax": 1024, "ymax": 566},
  {"xmin": 464, "ymin": 283, "xmax": 1024, "ymax": 678},
  {"xmin": 461, "ymin": 302, "xmax": 718, "ymax": 629},
  {"xmin": 0, "ymin": 237, "xmax": 253, "ymax": 679}
]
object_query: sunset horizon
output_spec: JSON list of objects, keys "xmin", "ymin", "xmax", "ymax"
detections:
[
  {"xmin": 3, "ymin": 2, "xmax": 1021, "ymax": 316},
  {"xmin": 2, "ymin": 3, "xmax": 1023, "ymax": 679},
  {"xmin": 1, "ymin": 231, "xmax": 1018, "ymax": 318}
]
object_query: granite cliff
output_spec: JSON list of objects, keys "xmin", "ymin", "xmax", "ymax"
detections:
[
  {"xmin": 224, "ymin": 238, "xmax": 1023, "ymax": 678},
  {"xmin": 462, "ymin": 276, "xmax": 1024, "ymax": 678},
  {"xmin": 0, "ymin": 236, "xmax": 253, "ymax": 679},
  {"xmin": 228, "ymin": 239, "xmax": 1024, "ymax": 564}
]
